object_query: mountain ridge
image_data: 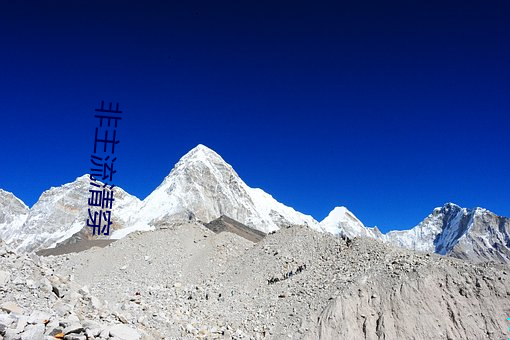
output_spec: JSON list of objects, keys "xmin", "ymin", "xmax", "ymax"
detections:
[{"xmin": 0, "ymin": 144, "xmax": 508, "ymax": 265}]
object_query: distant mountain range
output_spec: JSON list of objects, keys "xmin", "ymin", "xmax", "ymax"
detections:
[
  {"xmin": 322, "ymin": 202, "xmax": 510, "ymax": 264},
  {"xmin": 1, "ymin": 144, "xmax": 508, "ymax": 264}
]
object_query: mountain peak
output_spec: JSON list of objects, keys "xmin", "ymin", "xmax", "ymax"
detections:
[
  {"xmin": 133, "ymin": 144, "xmax": 317, "ymax": 234},
  {"xmin": 164, "ymin": 144, "xmax": 233, "ymax": 182},
  {"xmin": 329, "ymin": 206, "xmax": 352, "ymax": 216},
  {"xmin": 76, "ymin": 174, "xmax": 91, "ymax": 182},
  {"xmin": 322, "ymin": 206, "xmax": 364, "ymax": 225},
  {"xmin": 319, "ymin": 206, "xmax": 376, "ymax": 238},
  {"xmin": 443, "ymin": 202, "xmax": 462, "ymax": 210},
  {"xmin": 180, "ymin": 144, "xmax": 222, "ymax": 162},
  {"xmin": 193, "ymin": 143, "xmax": 213, "ymax": 151}
]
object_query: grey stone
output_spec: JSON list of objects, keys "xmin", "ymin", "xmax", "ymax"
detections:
[
  {"xmin": 0, "ymin": 271, "xmax": 10, "ymax": 285},
  {"xmin": 0, "ymin": 314, "xmax": 14, "ymax": 330},
  {"xmin": 28, "ymin": 253, "xmax": 41, "ymax": 266},
  {"xmin": 25, "ymin": 279, "xmax": 37, "ymax": 289},
  {"xmin": 27, "ymin": 311, "xmax": 51, "ymax": 325},
  {"xmin": 20, "ymin": 324, "xmax": 44, "ymax": 340},
  {"xmin": 0, "ymin": 303, "xmax": 22, "ymax": 315},
  {"xmin": 81, "ymin": 319, "xmax": 100, "ymax": 330},
  {"xmin": 3, "ymin": 328, "xmax": 22, "ymax": 340},
  {"xmin": 53, "ymin": 302, "xmax": 72, "ymax": 316},
  {"xmin": 78, "ymin": 286, "xmax": 89, "ymax": 296},
  {"xmin": 47, "ymin": 327, "xmax": 63, "ymax": 336},
  {"xmin": 63, "ymin": 335, "xmax": 86, "ymax": 340},
  {"xmin": 51, "ymin": 284, "xmax": 62, "ymax": 298},
  {"xmin": 89, "ymin": 296, "xmax": 103, "ymax": 310},
  {"xmin": 42, "ymin": 320, "xmax": 58, "ymax": 336},
  {"xmin": 63, "ymin": 324, "xmax": 84, "ymax": 335},
  {"xmin": 12, "ymin": 317, "xmax": 27, "ymax": 334},
  {"xmin": 85, "ymin": 328, "xmax": 101, "ymax": 337},
  {"xmin": 63, "ymin": 315, "xmax": 80, "ymax": 325},
  {"xmin": 115, "ymin": 313, "xmax": 129, "ymax": 324},
  {"xmin": 99, "ymin": 327, "xmax": 110, "ymax": 338},
  {"xmin": 109, "ymin": 324, "xmax": 141, "ymax": 340}
]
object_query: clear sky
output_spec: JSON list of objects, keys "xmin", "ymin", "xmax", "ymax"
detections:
[{"xmin": 1, "ymin": 1, "xmax": 509, "ymax": 232}]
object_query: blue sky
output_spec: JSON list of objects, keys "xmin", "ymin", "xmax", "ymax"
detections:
[{"xmin": 1, "ymin": 1, "xmax": 509, "ymax": 232}]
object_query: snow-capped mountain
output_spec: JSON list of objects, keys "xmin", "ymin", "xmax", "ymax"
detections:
[
  {"xmin": 0, "ymin": 145, "xmax": 318, "ymax": 251},
  {"xmin": 1, "ymin": 144, "xmax": 508, "ymax": 265},
  {"xmin": 5, "ymin": 175, "xmax": 140, "ymax": 252},
  {"xmin": 119, "ymin": 144, "xmax": 318, "ymax": 237},
  {"xmin": 318, "ymin": 203, "xmax": 510, "ymax": 264},
  {"xmin": 385, "ymin": 203, "xmax": 510, "ymax": 264},
  {"xmin": 0, "ymin": 189, "xmax": 29, "ymax": 242},
  {"xmin": 319, "ymin": 206, "xmax": 382, "ymax": 239}
]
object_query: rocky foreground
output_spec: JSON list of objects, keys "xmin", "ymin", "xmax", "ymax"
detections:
[
  {"xmin": 0, "ymin": 238, "xmax": 151, "ymax": 340},
  {"xmin": 1, "ymin": 222, "xmax": 510, "ymax": 339}
]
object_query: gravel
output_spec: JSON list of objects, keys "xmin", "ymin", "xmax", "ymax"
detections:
[{"xmin": 2, "ymin": 221, "xmax": 509, "ymax": 339}]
